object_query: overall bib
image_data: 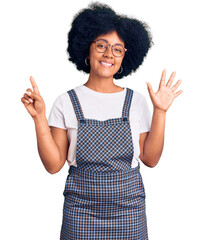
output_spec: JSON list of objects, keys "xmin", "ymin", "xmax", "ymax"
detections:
[{"xmin": 60, "ymin": 88, "xmax": 148, "ymax": 239}]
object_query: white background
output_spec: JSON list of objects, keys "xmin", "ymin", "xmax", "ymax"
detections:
[{"xmin": 1, "ymin": 0, "xmax": 204, "ymax": 239}]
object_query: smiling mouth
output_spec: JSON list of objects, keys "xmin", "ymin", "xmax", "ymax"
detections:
[{"xmin": 99, "ymin": 61, "xmax": 113, "ymax": 67}]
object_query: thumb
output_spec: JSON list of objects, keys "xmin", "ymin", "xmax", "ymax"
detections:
[{"xmin": 146, "ymin": 81, "xmax": 154, "ymax": 98}]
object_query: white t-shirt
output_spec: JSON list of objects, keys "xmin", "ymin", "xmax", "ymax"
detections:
[{"xmin": 48, "ymin": 84, "xmax": 152, "ymax": 168}]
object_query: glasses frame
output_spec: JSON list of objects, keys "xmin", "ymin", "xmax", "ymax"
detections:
[{"xmin": 93, "ymin": 39, "xmax": 127, "ymax": 58}]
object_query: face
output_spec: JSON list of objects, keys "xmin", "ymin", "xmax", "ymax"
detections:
[{"xmin": 88, "ymin": 31, "xmax": 125, "ymax": 79}]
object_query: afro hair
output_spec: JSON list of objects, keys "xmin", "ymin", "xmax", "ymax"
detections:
[{"xmin": 67, "ymin": 2, "xmax": 153, "ymax": 79}]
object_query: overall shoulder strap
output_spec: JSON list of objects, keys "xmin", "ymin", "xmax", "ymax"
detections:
[
  {"xmin": 67, "ymin": 89, "xmax": 85, "ymax": 122},
  {"xmin": 122, "ymin": 88, "xmax": 133, "ymax": 119}
]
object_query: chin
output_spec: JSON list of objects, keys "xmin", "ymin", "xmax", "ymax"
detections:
[
  {"xmin": 90, "ymin": 66, "xmax": 118, "ymax": 79},
  {"xmin": 97, "ymin": 70, "xmax": 117, "ymax": 78}
]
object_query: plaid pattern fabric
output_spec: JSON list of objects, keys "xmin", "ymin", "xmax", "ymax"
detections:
[
  {"xmin": 60, "ymin": 88, "xmax": 148, "ymax": 239},
  {"xmin": 68, "ymin": 88, "xmax": 134, "ymax": 173}
]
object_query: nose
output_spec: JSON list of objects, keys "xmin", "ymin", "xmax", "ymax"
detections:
[{"xmin": 103, "ymin": 46, "xmax": 114, "ymax": 58}]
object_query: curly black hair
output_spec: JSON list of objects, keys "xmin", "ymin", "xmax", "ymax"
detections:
[{"xmin": 67, "ymin": 2, "xmax": 153, "ymax": 79}]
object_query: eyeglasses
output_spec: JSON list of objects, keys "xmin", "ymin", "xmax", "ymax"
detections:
[{"xmin": 93, "ymin": 39, "xmax": 127, "ymax": 57}]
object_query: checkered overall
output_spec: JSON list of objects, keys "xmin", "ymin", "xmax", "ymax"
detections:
[{"xmin": 60, "ymin": 88, "xmax": 148, "ymax": 239}]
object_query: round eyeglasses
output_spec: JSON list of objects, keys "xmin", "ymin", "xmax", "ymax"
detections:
[{"xmin": 93, "ymin": 39, "xmax": 127, "ymax": 57}]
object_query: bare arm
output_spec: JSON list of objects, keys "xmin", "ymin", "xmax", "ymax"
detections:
[
  {"xmin": 33, "ymin": 115, "xmax": 68, "ymax": 174},
  {"xmin": 21, "ymin": 76, "xmax": 68, "ymax": 174},
  {"xmin": 139, "ymin": 109, "xmax": 166, "ymax": 168},
  {"xmin": 139, "ymin": 70, "xmax": 182, "ymax": 168}
]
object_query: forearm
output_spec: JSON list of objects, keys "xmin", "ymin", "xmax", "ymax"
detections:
[
  {"xmin": 142, "ymin": 108, "xmax": 166, "ymax": 167},
  {"xmin": 33, "ymin": 114, "xmax": 62, "ymax": 173}
]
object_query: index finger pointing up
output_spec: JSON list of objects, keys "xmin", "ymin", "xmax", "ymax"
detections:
[{"xmin": 30, "ymin": 76, "xmax": 40, "ymax": 94}]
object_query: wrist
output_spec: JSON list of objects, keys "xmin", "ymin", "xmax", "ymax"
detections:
[
  {"xmin": 153, "ymin": 107, "xmax": 167, "ymax": 115},
  {"xmin": 33, "ymin": 113, "xmax": 47, "ymax": 123}
]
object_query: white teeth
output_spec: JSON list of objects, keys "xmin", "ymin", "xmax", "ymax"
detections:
[{"xmin": 100, "ymin": 61, "xmax": 113, "ymax": 66}]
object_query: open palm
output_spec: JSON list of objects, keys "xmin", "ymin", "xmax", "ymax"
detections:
[{"xmin": 146, "ymin": 70, "xmax": 183, "ymax": 112}]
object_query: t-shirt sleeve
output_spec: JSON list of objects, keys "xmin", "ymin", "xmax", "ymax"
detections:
[
  {"xmin": 139, "ymin": 96, "xmax": 152, "ymax": 133},
  {"xmin": 48, "ymin": 95, "xmax": 68, "ymax": 130}
]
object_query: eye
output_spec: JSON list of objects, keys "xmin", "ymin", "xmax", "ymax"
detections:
[
  {"xmin": 113, "ymin": 46, "xmax": 123, "ymax": 53},
  {"xmin": 114, "ymin": 48, "xmax": 122, "ymax": 53},
  {"xmin": 96, "ymin": 43, "xmax": 106, "ymax": 49}
]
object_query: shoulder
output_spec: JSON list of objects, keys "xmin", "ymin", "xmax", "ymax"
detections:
[
  {"xmin": 52, "ymin": 92, "xmax": 69, "ymax": 106},
  {"xmin": 132, "ymin": 89, "xmax": 146, "ymax": 99},
  {"xmin": 49, "ymin": 90, "xmax": 78, "ymax": 128},
  {"xmin": 57, "ymin": 83, "xmax": 84, "ymax": 101},
  {"xmin": 50, "ymin": 90, "xmax": 76, "ymax": 113},
  {"xmin": 130, "ymin": 89, "xmax": 148, "ymax": 109},
  {"xmin": 129, "ymin": 89, "xmax": 151, "ymax": 128},
  {"xmin": 57, "ymin": 85, "xmax": 85, "ymax": 110}
]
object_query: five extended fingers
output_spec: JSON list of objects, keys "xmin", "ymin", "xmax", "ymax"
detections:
[
  {"xmin": 21, "ymin": 71, "xmax": 182, "ymax": 107},
  {"xmin": 159, "ymin": 69, "xmax": 183, "ymax": 98},
  {"xmin": 166, "ymin": 71, "xmax": 176, "ymax": 87},
  {"xmin": 171, "ymin": 79, "xmax": 182, "ymax": 92},
  {"xmin": 166, "ymin": 71, "xmax": 183, "ymax": 98}
]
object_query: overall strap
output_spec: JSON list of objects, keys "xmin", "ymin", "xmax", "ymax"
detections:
[
  {"xmin": 67, "ymin": 89, "xmax": 85, "ymax": 122},
  {"xmin": 122, "ymin": 88, "xmax": 133, "ymax": 119}
]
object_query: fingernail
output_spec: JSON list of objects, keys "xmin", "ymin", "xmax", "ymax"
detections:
[
  {"xmin": 26, "ymin": 91, "xmax": 31, "ymax": 95},
  {"xmin": 29, "ymin": 98, "xmax": 33, "ymax": 103}
]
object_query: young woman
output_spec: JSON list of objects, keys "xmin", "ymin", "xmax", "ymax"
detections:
[{"xmin": 21, "ymin": 2, "xmax": 182, "ymax": 239}]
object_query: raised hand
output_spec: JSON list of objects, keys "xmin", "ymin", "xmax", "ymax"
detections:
[
  {"xmin": 146, "ymin": 69, "xmax": 183, "ymax": 112},
  {"xmin": 21, "ymin": 76, "xmax": 46, "ymax": 119}
]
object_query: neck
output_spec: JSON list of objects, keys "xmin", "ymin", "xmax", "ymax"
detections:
[{"xmin": 84, "ymin": 72, "xmax": 122, "ymax": 93}]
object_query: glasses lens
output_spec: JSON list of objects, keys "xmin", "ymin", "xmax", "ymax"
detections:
[
  {"xmin": 112, "ymin": 45, "xmax": 124, "ymax": 57},
  {"xmin": 95, "ymin": 40, "xmax": 107, "ymax": 53}
]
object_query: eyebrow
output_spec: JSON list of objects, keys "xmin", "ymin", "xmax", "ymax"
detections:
[{"xmin": 96, "ymin": 38, "xmax": 124, "ymax": 46}]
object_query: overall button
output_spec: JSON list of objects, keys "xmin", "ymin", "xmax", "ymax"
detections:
[
  {"xmin": 123, "ymin": 117, "xmax": 128, "ymax": 121},
  {"xmin": 80, "ymin": 119, "xmax": 85, "ymax": 124}
]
